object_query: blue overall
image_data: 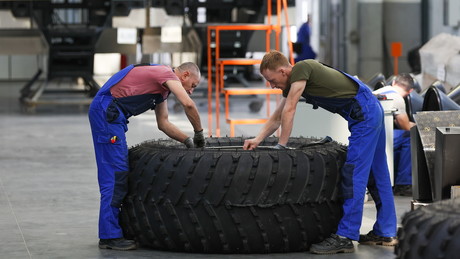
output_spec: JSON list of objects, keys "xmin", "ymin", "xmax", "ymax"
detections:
[
  {"xmin": 377, "ymin": 89, "xmax": 412, "ymax": 186},
  {"xmin": 294, "ymin": 22, "xmax": 316, "ymax": 62},
  {"xmin": 88, "ymin": 64, "xmax": 166, "ymax": 239},
  {"xmin": 302, "ymin": 72, "xmax": 397, "ymax": 240},
  {"xmin": 393, "ymin": 129, "xmax": 411, "ymax": 185}
]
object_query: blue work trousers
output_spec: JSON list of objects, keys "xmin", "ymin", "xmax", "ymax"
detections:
[
  {"xmin": 336, "ymin": 86, "xmax": 397, "ymax": 240},
  {"xmin": 393, "ymin": 129, "xmax": 412, "ymax": 185},
  {"xmin": 88, "ymin": 94, "xmax": 129, "ymax": 239}
]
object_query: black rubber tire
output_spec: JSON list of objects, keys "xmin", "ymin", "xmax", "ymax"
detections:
[
  {"xmin": 395, "ymin": 199, "xmax": 460, "ymax": 259},
  {"xmin": 120, "ymin": 137, "xmax": 347, "ymax": 253}
]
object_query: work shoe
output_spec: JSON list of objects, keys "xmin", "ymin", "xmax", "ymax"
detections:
[
  {"xmin": 393, "ymin": 185, "xmax": 412, "ymax": 197},
  {"xmin": 309, "ymin": 234, "xmax": 354, "ymax": 254},
  {"xmin": 99, "ymin": 238, "xmax": 137, "ymax": 250},
  {"xmin": 359, "ymin": 231, "xmax": 398, "ymax": 246}
]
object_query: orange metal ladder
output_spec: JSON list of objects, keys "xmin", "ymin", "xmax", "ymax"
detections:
[
  {"xmin": 223, "ymin": 87, "xmax": 282, "ymax": 136},
  {"xmin": 207, "ymin": 0, "xmax": 294, "ymax": 137}
]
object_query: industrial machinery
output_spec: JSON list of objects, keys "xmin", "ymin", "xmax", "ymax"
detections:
[
  {"xmin": 0, "ymin": 0, "xmax": 294, "ymax": 111},
  {"xmin": 0, "ymin": 0, "xmax": 114, "ymax": 110}
]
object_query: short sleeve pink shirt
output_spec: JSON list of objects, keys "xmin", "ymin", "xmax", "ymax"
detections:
[{"xmin": 110, "ymin": 65, "xmax": 179, "ymax": 100}]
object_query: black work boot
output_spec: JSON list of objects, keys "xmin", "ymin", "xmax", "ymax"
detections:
[
  {"xmin": 309, "ymin": 234, "xmax": 355, "ymax": 254},
  {"xmin": 359, "ymin": 231, "xmax": 398, "ymax": 246},
  {"xmin": 99, "ymin": 238, "xmax": 137, "ymax": 250},
  {"xmin": 393, "ymin": 185, "xmax": 412, "ymax": 197}
]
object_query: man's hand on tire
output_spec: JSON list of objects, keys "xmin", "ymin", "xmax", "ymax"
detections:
[
  {"xmin": 243, "ymin": 138, "xmax": 260, "ymax": 150},
  {"xmin": 193, "ymin": 129, "xmax": 205, "ymax": 148},
  {"xmin": 184, "ymin": 137, "xmax": 194, "ymax": 148}
]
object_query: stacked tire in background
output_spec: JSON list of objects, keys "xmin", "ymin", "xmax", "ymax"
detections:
[
  {"xmin": 120, "ymin": 137, "xmax": 347, "ymax": 253},
  {"xmin": 396, "ymin": 199, "xmax": 460, "ymax": 259}
]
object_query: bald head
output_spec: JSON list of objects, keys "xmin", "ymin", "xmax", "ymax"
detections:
[{"xmin": 177, "ymin": 62, "xmax": 201, "ymax": 79}]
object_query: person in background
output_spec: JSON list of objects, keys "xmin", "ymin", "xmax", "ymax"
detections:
[
  {"xmin": 243, "ymin": 50, "xmax": 397, "ymax": 254},
  {"xmin": 373, "ymin": 73, "xmax": 416, "ymax": 196},
  {"xmin": 294, "ymin": 14, "xmax": 317, "ymax": 63},
  {"xmin": 88, "ymin": 62, "xmax": 205, "ymax": 250}
]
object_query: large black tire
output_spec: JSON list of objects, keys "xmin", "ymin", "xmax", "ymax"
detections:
[
  {"xmin": 120, "ymin": 137, "xmax": 347, "ymax": 253},
  {"xmin": 396, "ymin": 199, "xmax": 460, "ymax": 259}
]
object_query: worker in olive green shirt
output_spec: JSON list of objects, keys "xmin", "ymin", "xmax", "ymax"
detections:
[{"xmin": 244, "ymin": 50, "xmax": 397, "ymax": 254}]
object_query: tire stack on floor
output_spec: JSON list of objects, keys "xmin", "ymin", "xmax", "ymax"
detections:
[
  {"xmin": 396, "ymin": 199, "xmax": 460, "ymax": 259},
  {"xmin": 120, "ymin": 137, "xmax": 347, "ymax": 253}
]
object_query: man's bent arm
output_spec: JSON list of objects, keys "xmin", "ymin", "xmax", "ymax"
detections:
[
  {"xmin": 166, "ymin": 80, "xmax": 203, "ymax": 132},
  {"xmin": 395, "ymin": 113, "xmax": 415, "ymax": 131},
  {"xmin": 155, "ymin": 101, "xmax": 189, "ymax": 142},
  {"xmin": 256, "ymin": 98, "xmax": 286, "ymax": 141},
  {"xmin": 278, "ymin": 80, "xmax": 306, "ymax": 145}
]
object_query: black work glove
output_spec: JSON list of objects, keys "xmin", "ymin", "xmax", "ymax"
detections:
[
  {"xmin": 273, "ymin": 143, "xmax": 287, "ymax": 149},
  {"xmin": 184, "ymin": 137, "xmax": 194, "ymax": 148},
  {"xmin": 193, "ymin": 129, "xmax": 205, "ymax": 148}
]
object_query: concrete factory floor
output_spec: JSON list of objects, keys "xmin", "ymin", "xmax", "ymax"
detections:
[{"xmin": 0, "ymin": 79, "xmax": 412, "ymax": 259}]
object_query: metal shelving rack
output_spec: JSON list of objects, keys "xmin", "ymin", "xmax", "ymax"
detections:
[{"xmin": 206, "ymin": 0, "xmax": 294, "ymax": 137}]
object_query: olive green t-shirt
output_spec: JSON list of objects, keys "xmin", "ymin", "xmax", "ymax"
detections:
[{"xmin": 285, "ymin": 60, "xmax": 358, "ymax": 98}]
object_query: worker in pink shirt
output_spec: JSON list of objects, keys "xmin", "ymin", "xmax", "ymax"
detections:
[{"xmin": 89, "ymin": 62, "xmax": 204, "ymax": 250}]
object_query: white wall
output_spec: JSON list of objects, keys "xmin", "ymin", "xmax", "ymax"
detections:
[{"xmin": 0, "ymin": 55, "xmax": 44, "ymax": 80}]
